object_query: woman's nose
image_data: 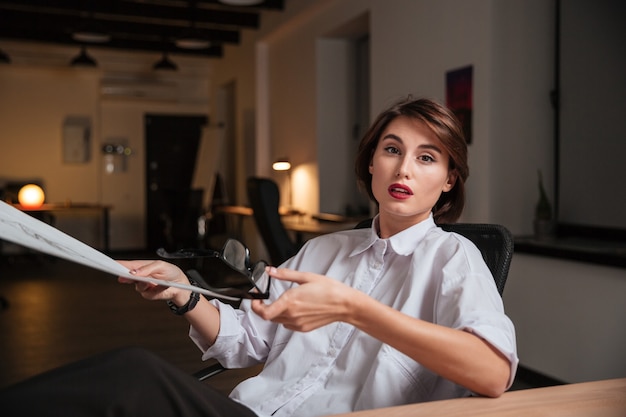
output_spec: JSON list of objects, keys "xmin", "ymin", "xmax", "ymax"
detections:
[{"xmin": 396, "ymin": 158, "xmax": 410, "ymax": 178}]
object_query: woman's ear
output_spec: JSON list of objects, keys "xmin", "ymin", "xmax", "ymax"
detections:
[{"xmin": 443, "ymin": 171, "xmax": 457, "ymax": 192}]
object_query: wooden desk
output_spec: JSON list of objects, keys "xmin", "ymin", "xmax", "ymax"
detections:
[
  {"xmin": 214, "ymin": 206, "xmax": 359, "ymax": 243},
  {"xmin": 13, "ymin": 203, "xmax": 112, "ymax": 251},
  {"xmin": 214, "ymin": 205, "xmax": 253, "ymax": 217},
  {"xmin": 214, "ymin": 205, "xmax": 306, "ymax": 218},
  {"xmin": 282, "ymin": 218, "xmax": 358, "ymax": 244},
  {"xmin": 329, "ymin": 378, "xmax": 626, "ymax": 417},
  {"xmin": 212, "ymin": 205, "xmax": 253, "ymax": 240}
]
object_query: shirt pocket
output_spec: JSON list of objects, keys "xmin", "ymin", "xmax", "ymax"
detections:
[{"xmin": 377, "ymin": 344, "xmax": 438, "ymax": 402}]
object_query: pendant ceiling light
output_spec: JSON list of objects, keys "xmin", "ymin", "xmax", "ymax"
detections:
[
  {"xmin": 72, "ymin": 1, "xmax": 111, "ymax": 44},
  {"xmin": 72, "ymin": 29, "xmax": 111, "ymax": 44},
  {"xmin": 175, "ymin": 36, "xmax": 210, "ymax": 50},
  {"xmin": 70, "ymin": 46, "xmax": 97, "ymax": 67},
  {"xmin": 176, "ymin": 0, "xmax": 210, "ymax": 50},
  {"xmin": 72, "ymin": 18, "xmax": 111, "ymax": 44},
  {"xmin": 153, "ymin": 52, "xmax": 178, "ymax": 71}
]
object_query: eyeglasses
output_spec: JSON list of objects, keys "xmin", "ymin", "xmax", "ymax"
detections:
[{"xmin": 157, "ymin": 239, "xmax": 270, "ymax": 299}]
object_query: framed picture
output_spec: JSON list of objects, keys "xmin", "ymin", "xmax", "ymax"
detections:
[
  {"xmin": 62, "ymin": 116, "xmax": 91, "ymax": 163},
  {"xmin": 446, "ymin": 65, "xmax": 473, "ymax": 144}
]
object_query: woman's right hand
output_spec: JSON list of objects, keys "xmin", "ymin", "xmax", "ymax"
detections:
[
  {"xmin": 117, "ymin": 260, "xmax": 190, "ymax": 303},
  {"xmin": 118, "ymin": 259, "xmax": 222, "ymax": 346}
]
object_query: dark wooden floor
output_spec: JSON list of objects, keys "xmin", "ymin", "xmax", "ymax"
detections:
[{"xmin": 0, "ymin": 253, "xmax": 260, "ymax": 395}]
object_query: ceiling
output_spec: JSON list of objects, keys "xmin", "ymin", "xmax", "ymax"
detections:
[{"xmin": 0, "ymin": 0, "xmax": 285, "ymax": 58}]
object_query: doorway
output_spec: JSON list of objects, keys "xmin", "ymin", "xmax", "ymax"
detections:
[{"xmin": 145, "ymin": 114, "xmax": 208, "ymax": 251}]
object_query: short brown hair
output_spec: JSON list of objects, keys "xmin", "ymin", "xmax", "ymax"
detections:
[{"xmin": 354, "ymin": 97, "xmax": 469, "ymax": 224}]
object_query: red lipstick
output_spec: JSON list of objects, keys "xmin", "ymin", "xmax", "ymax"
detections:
[{"xmin": 388, "ymin": 183, "xmax": 413, "ymax": 199}]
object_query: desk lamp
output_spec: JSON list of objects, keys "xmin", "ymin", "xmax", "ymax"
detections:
[
  {"xmin": 18, "ymin": 184, "xmax": 45, "ymax": 209},
  {"xmin": 272, "ymin": 158, "xmax": 292, "ymax": 209}
]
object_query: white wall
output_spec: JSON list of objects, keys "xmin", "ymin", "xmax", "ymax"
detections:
[
  {"xmin": 0, "ymin": 45, "xmax": 210, "ymax": 249},
  {"xmin": 317, "ymin": 38, "xmax": 356, "ymax": 215},
  {"xmin": 489, "ymin": 0, "xmax": 555, "ymax": 231},
  {"xmin": 0, "ymin": 66, "xmax": 102, "ymax": 246},
  {"xmin": 0, "ymin": 66, "xmax": 101, "ymax": 203},
  {"xmin": 504, "ymin": 254, "xmax": 626, "ymax": 383}
]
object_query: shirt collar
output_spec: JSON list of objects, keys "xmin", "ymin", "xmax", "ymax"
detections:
[{"xmin": 351, "ymin": 213, "xmax": 437, "ymax": 257}]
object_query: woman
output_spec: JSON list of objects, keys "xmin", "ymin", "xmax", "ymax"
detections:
[{"xmin": 0, "ymin": 97, "xmax": 517, "ymax": 417}]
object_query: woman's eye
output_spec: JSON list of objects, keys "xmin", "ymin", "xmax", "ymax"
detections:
[
  {"xmin": 384, "ymin": 146, "xmax": 400, "ymax": 155},
  {"xmin": 418, "ymin": 155, "xmax": 435, "ymax": 163}
]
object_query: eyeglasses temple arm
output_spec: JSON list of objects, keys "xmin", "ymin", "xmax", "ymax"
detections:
[{"xmin": 156, "ymin": 247, "xmax": 220, "ymax": 259}]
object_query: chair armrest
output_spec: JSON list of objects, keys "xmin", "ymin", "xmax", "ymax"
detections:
[{"xmin": 193, "ymin": 362, "xmax": 227, "ymax": 381}]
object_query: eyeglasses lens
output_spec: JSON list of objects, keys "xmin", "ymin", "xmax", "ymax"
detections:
[
  {"xmin": 250, "ymin": 262, "xmax": 270, "ymax": 293},
  {"xmin": 222, "ymin": 239, "xmax": 247, "ymax": 271}
]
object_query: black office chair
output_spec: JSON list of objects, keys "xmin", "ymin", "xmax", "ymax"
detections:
[
  {"xmin": 193, "ymin": 220, "xmax": 514, "ymax": 381},
  {"xmin": 194, "ymin": 177, "xmax": 297, "ymax": 381},
  {"xmin": 246, "ymin": 177, "xmax": 299, "ymax": 265}
]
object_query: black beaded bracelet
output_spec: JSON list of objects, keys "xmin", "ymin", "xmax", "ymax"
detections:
[{"xmin": 166, "ymin": 278, "xmax": 200, "ymax": 316}]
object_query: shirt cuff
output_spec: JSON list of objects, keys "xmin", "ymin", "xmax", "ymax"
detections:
[{"xmin": 188, "ymin": 300, "xmax": 241, "ymax": 360}]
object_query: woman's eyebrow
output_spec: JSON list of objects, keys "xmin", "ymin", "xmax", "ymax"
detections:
[
  {"xmin": 382, "ymin": 133, "xmax": 402, "ymax": 142},
  {"xmin": 418, "ymin": 143, "xmax": 443, "ymax": 154},
  {"xmin": 382, "ymin": 134, "xmax": 443, "ymax": 154}
]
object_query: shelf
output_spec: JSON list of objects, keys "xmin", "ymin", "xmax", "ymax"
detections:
[{"xmin": 514, "ymin": 235, "xmax": 626, "ymax": 269}]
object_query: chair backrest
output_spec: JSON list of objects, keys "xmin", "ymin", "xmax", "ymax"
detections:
[
  {"xmin": 440, "ymin": 223, "xmax": 513, "ymax": 296},
  {"xmin": 246, "ymin": 177, "xmax": 298, "ymax": 265},
  {"xmin": 355, "ymin": 219, "xmax": 513, "ymax": 296}
]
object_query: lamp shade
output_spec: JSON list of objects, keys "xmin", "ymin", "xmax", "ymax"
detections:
[
  {"xmin": 70, "ymin": 46, "xmax": 97, "ymax": 67},
  {"xmin": 18, "ymin": 184, "xmax": 45, "ymax": 209},
  {"xmin": 153, "ymin": 52, "xmax": 178, "ymax": 71},
  {"xmin": 272, "ymin": 159, "xmax": 291, "ymax": 171}
]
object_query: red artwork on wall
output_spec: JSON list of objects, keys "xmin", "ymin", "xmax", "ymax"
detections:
[{"xmin": 446, "ymin": 65, "xmax": 473, "ymax": 144}]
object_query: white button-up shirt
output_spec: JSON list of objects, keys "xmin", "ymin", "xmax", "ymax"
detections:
[{"xmin": 190, "ymin": 215, "xmax": 518, "ymax": 417}]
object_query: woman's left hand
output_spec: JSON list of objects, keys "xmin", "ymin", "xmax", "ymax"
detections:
[
  {"xmin": 116, "ymin": 259, "xmax": 189, "ymax": 302},
  {"xmin": 251, "ymin": 267, "xmax": 355, "ymax": 332}
]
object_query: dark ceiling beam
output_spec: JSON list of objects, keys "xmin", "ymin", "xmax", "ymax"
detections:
[
  {"xmin": 0, "ymin": 1, "xmax": 259, "ymax": 30},
  {"xmin": 0, "ymin": 0, "xmax": 284, "ymax": 58},
  {"xmin": 1, "ymin": 0, "xmax": 284, "ymax": 12},
  {"xmin": 0, "ymin": 26, "xmax": 224, "ymax": 57},
  {"xmin": 0, "ymin": 9, "xmax": 241, "ymax": 44},
  {"xmin": 99, "ymin": 1, "xmax": 260, "ymax": 30}
]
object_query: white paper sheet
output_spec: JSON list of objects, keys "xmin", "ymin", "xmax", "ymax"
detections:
[{"xmin": 0, "ymin": 201, "xmax": 238, "ymax": 301}]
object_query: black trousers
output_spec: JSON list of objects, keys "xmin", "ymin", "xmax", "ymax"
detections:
[{"xmin": 0, "ymin": 347, "xmax": 257, "ymax": 417}]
